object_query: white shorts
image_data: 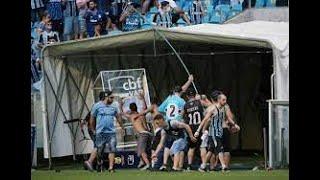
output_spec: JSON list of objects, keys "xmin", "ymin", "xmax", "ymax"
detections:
[{"xmin": 200, "ymin": 134, "xmax": 208, "ymax": 148}]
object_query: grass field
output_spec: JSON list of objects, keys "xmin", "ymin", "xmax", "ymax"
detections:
[{"xmin": 32, "ymin": 169, "xmax": 289, "ymax": 180}]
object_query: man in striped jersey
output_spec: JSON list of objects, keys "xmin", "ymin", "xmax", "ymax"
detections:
[{"xmin": 194, "ymin": 91, "xmax": 231, "ymax": 172}]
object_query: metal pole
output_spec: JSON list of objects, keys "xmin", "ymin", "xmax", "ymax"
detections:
[
  {"xmin": 271, "ymin": 73, "xmax": 275, "ymax": 99},
  {"xmin": 268, "ymin": 101, "xmax": 273, "ymax": 168},
  {"xmin": 249, "ymin": 0, "xmax": 252, "ymax": 8},
  {"xmin": 263, "ymin": 127, "xmax": 267, "ymax": 169},
  {"xmin": 154, "ymin": 30, "xmax": 199, "ymax": 94},
  {"xmin": 131, "ymin": 7, "xmax": 199, "ymax": 94}
]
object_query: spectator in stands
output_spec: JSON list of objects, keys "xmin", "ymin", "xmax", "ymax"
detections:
[
  {"xmin": 76, "ymin": 0, "xmax": 89, "ymax": 39},
  {"xmin": 31, "ymin": 0, "xmax": 45, "ymax": 23},
  {"xmin": 96, "ymin": 0, "xmax": 107, "ymax": 13},
  {"xmin": 119, "ymin": 2, "xmax": 144, "ymax": 32},
  {"xmin": 46, "ymin": 0, "xmax": 64, "ymax": 40},
  {"xmin": 153, "ymin": 1, "xmax": 173, "ymax": 28},
  {"xmin": 141, "ymin": 0, "xmax": 155, "ymax": 15},
  {"xmin": 62, "ymin": 0, "xmax": 80, "ymax": 41},
  {"xmin": 38, "ymin": 21, "xmax": 60, "ymax": 49},
  {"xmin": 35, "ymin": 11, "xmax": 51, "ymax": 38},
  {"xmin": 31, "ymin": 37, "xmax": 41, "ymax": 84},
  {"xmin": 84, "ymin": 0, "xmax": 111, "ymax": 37},
  {"xmin": 32, "ymin": 11, "xmax": 51, "ymax": 63},
  {"xmin": 156, "ymin": 0, "xmax": 191, "ymax": 25},
  {"xmin": 188, "ymin": 0, "xmax": 205, "ymax": 25}
]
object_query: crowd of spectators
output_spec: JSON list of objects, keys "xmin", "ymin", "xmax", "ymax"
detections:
[{"xmin": 31, "ymin": 0, "xmax": 284, "ymax": 89}]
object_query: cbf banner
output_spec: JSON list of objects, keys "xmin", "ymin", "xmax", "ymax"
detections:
[{"xmin": 100, "ymin": 68, "xmax": 151, "ymax": 150}]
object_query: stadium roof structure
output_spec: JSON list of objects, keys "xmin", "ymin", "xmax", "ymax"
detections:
[{"xmin": 40, "ymin": 21, "xmax": 289, "ymax": 168}]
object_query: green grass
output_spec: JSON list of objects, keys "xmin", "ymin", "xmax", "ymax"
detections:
[{"xmin": 32, "ymin": 169, "xmax": 289, "ymax": 180}]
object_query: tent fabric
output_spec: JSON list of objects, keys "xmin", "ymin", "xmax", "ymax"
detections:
[{"xmin": 41, "ymin": 21, "xmax": 288, "ymax": 159}]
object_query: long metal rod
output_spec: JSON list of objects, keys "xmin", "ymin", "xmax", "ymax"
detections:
[
  {"xmin": 155, "ymin": 30, "xmax": 198, "ymax": 94},
  {"xmin": 271, "ymin": 73, "xmax": 275, "ymax": 99},
  {"xmin": 132, "ymin": 7, "xmax": 199, "ymax": 94}
]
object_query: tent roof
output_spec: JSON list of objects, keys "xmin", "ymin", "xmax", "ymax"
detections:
[{"xmin": 43, "ymin": 21, "xmax": 288, "ymax": 57}]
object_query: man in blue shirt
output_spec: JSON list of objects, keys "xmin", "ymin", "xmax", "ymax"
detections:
[
  {"xmin": 88, "ymin": 90, "xmax": 124, "ymax": 173},
  {"xmin": 119, "ymin": 3, "xmax": 144, "ymax": 32},
  {"xmin": 158, "ymin": 74, "xmax": 194, "ymax": 171},
  {"xmin": 84, "ymin": 0, "xmax": 111, "ymax": 37},
  {"xmin": 158, "ymin": 75, "xmax": 194, "ymax": 122}
]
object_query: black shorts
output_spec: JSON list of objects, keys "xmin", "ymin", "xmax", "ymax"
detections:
[
  {"xmin": 164, "ymin": 135, "xmax": 175, "ymax": 149},
  {"xmin": 222, "ymin": 128, "xmax": 231, "ymax": 152},
  {"xmin": 208, "ymin": 136, "xmax": 224, "ymax": 155},
  {"xmin": 187, "ymin": 132, "xmax": 202, "ymax": 149}
]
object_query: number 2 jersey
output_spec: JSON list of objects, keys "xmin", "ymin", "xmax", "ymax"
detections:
[
  {"xmin": 158, "ymin": 94, "xmax": 186, "ymax": 121},
  {"xmin": 183, "ymin": 99, "xmax": 204, "ymax": 133}
]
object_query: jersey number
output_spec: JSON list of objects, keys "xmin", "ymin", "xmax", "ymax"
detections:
[
  {"xmin": 188, "ymin": 112, "xmax": 201, "ymax": 125},
  {"xmin": 169, "ymin": 105, "xmax": 176, "ymax": 117}
]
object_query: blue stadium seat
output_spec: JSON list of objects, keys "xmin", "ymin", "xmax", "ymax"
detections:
[
  {"xmin": 255, "ymin": 0, "xmax": 274, "ymax": 8},
  {"xmin": 149, "ymin": 7, "xmax": 158, "ymax": 14},
  {"xmin": 141, "ymin": 13, "xmax": 154, "ymax": 29},
  {"xmin": 229, "ymin": 3, "xmax": 243, "ymax": 18},
  {"xmin": 176, "ymin": 18, "xmax": 187, "ymax": 27},
  {"xmin": 203, "ymin": 4, "xmax": 213, "ymax": 23},
  {"xmin": 209, "ymin": 10, "xmax": 221, "ymax": 24},
  {"xmin": 215, "ymin": 4, "xmax": 231, "ymax": 22}
]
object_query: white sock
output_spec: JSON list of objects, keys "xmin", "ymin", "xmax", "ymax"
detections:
[{"xmin": 200, "ymin": 163, "xmax": 206, "ymax": 169}]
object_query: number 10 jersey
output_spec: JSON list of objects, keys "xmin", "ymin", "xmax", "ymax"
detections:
[{"xmin": 183, "ymin": 99, "xmax": 204, "ymax": 133}]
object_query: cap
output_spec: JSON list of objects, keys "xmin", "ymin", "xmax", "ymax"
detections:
[{"xmin": 99, "ymin": 90, "xmax": 113, "ymax": 100}]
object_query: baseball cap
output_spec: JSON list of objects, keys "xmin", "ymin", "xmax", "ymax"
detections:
[{"xmin": 99, "ymin": 90, "xmax": 113, "ymax": 100}]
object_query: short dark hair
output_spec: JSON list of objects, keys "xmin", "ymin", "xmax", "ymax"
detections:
[
  {"xmin": 172, "ymin": 86, "xmax": 182, "ymax": 94},
  {"xmin": 151, "ymin": 97, "xmax": 160, "ymax": 105},
  {"xmin": 161, "ymin": 1, "xmax": 169, "ymax": 7},
  {"xmin": 186, "ymin": 88, "xmax": 195, "ymax": 97},
  {"xmin": 40, "ymin": 10, "xmax": 50, "ymax": 20},
  {"xmin": 210, "ymin": 90, "xmax": 222, "ymax": 102},
  {"xmin": 88, "ymin": 0, "xmax": 96, "ymax": 6},
  {"xmin": 129, "ymin": 103, "xmax": 138, "ymax": 112}
]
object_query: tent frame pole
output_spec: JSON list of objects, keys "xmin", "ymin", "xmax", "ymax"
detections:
[{"xmin": 154, "ymin": 29, "xmax": 198, "ymax": 94}]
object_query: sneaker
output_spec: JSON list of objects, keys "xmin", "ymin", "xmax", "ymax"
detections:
[
  {"xmin": 84, "ymin": 161, "xmax": 94, "ymax": 172},
  {"xmin": 140, "ymin": 164, "xmax": 151, "ymax": 171},
  {"xmin": 159, "ymin": 165, "xmax": 167, "ymax": 171},
  {"xmin": 222, "ymin": 167, "xmax": 230, "ymax": 172},
  {"xmin": 198, "ymin": 167, "xmax": 206, "ymax": 172},
  {"xmin": 138, "ymin": 161, "xmax": 145, "ymax": 168},
  {"xmin": 184, "ymin": 166, "xmax": 191, "ymax": 172},
  {"xmin": 108, "ymin": 168, "xmax": 115, "ymax": 173},
  {"xmin": 172, "ymin": 167, "xmax": 182, "ymax": 172}
]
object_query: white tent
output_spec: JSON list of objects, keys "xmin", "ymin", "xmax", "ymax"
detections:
[{"xmin": 41, "ymin": 21, "xmax": 289, "ymax": 168}]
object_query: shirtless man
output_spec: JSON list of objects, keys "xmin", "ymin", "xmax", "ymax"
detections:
[{"xmin": 120, "ymin": 92, "xmax": 153, "ymax": 170}]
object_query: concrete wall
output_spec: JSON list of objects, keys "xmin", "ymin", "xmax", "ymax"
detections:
[{"xmin": 225, "ymin": 7, "xmax": 289, "ymax": 24}]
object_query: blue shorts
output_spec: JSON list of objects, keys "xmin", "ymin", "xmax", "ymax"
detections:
[
  {"xmin": 169, "ymin": 138, "xmax": 186, "ymax": 155},
  {"xmin": 63, "ymin": 16, "xmax": 79, "ymax": 35},
  {"xmin": 78, "ymin": 15, "xmax": 86, "ymax": 33},
  {"xmin": 96, "ymin": 133, "xmax": 117, "ymax": 153}
]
